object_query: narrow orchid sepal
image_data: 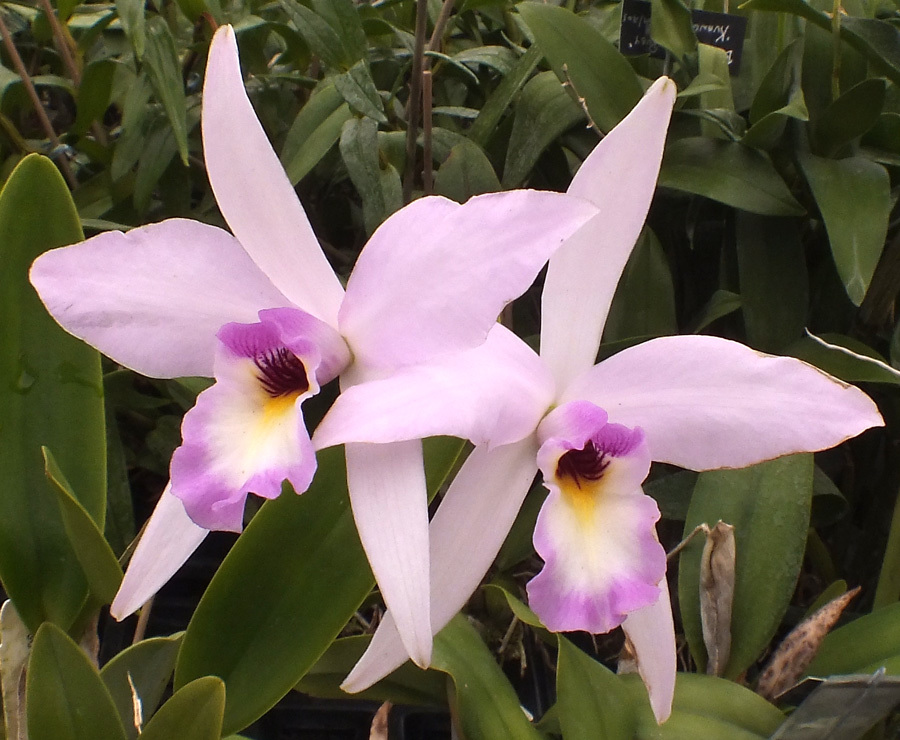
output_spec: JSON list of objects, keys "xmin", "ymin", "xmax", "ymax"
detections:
[
  {"xmin": 110, "ymin": 486, "xmax": 208, "ymax": 619},
  {"xmin": 563, "ymin": 334, "xmax": 884, "ymax": 470},
  {"xmin": 203, "ymin": 25, "xmax": 344, "ymax": 325},
  {"xmin": 341, "ymin": 439, "xmax": 539, "ymax": 691},
  {"xmin": 540, "ymin": 77, "xmax": 677, "ymax": 390},
  {"xmin": 345, "ymin": 441, "xmax": 433, "ymax": 667}
]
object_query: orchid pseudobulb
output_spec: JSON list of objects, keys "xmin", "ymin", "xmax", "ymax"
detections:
[
  {"xmin": 29, "ymin": 24, "xmax": 602, "ymax": 667},
  {"xmin": 313, "ymin": 77, "xmax": 883, "ymax": 721}
]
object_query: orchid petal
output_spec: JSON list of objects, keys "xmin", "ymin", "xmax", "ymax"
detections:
[
  {"xmin": 342, "ymin": 438, "xmax": 539, "ymax": 692},
  {"xmin": 621, "ymin": 577, "xmax": 677, "ymax": 723},
  {"xmin": 203, "ymin": 26, "xmax": 344, "ymax": 325},
  {"xmin": 339, "ymin": 190, "xmax": 599, "ymax": 371},
  {"xmin": 171, "ymin": 309, "xmax": 325, "ymax": 530},
  {"xmin": 528, "ymin": 404, "xmax": 664, "ymax": 633},
  {"xmin": 313, "ymin": 324, "xmax": 554, "ymax": 450},
  {"xmin": 345, "ymin": 441, "xmax": 432, "ymax": 667},
  {"xmin": 563, "ymin": 335, "xmax": 883, "ymax": 470},
  {"xmin": 110, "ymin": 485, "xmax": 208, "ymax": 619},
  {"xmin": 541, "ymin": 78, "xmax": 676, "ymax": 390},
  {"xmin": 29, "ymin": 220, "xmax": 291, "ymax": 378}
]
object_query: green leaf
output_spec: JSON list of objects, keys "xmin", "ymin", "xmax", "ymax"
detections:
[
  {"xmin": 742, "ymin": 40, "xmax": 808, "ymax": 151},
  {"xmin": 139, "ymin": 677, "xmax": 225, "ymax": 740},
  {"xmin": 517, "ymin": 3, "xmax": 643, "ymax": 132},
  {"xmin": 807, "ymin": 601, "xmax": 900, "ymax": 676},
  {"xmin": 432, "ymin": 615, "xmax": 543, "ymax": 740},
  {"xmin": 100, "ymin": 635, "xmax": 183, "ymax": 740},
  {"xmin": 27, "ymin": 624, "xmax": 128, "ymax": 740},
  {"xmin": 42, "ymin": 448, "xmax": 123, "ymax": 607},
  {"xmin": 788, "ymin": 332, "xmax": 900, "ymax": 385},
  {"xmin": 116, "ymin": 0, "xmax": 145, "ymax": 58},
  {"xmin": 340, "ymin": 116, "xmax": 401, "ymax": 234},
  {"xmin": 814, "ymin": 78, "xmax": 885, "ymax": 156},
  {"xmin": 650, "ymin": 0, "xmax": 697, "ymax": 61},
  {"xmin": 143, "ymin": 17, "xmax": 189, "ymax": 166},
  {"xmin": 280, "ymin": 0, "xmax": 346, "ymax": 69},
  {"xmin": 659, "ymin": 138, "xmax": 805, "ymax": 216},
  {"xmin": 333, "ymin": 62, "xmax": 386, "ymax": 123},
  {"xmin": 501, "ymin": 70, "xmax": 583, "ymax": 188},
  {"xmin": 687, "ymin": 290, "xmax": 741, "ymax": 333},
  {"xmin": 311, "ymin": 0, "xmax": 367, "ymax": 65},
  {"xmin": 175, "ymin": 438, "xmax": 464, "ymax": 734},
  {"xmin": 678, "ymin": 455, "xmax": 814, "ymax": 677},
  {"xmin": 557, "ymin": 638, "xmax": 636, "ymax": 739},
  {"xmin": 603, "ymin": 227, "xmax": 676, "ymax": 342},
  {"xmin": 74, "ymin": 59, "xmax": 116, "ymax": 136},
  {"xmin": 280, "ymin": 81, "xmax": 353, "ymax": 185},
  {"xmin": 0, "ymin": 154, "xmax": 106, "ymax": 631},
  {"xmin": 798, "ymin": 154, "xmax": 889, "ymax": 305},
  {"xmin": 434, "ymin": 140, "xmax": 500, "ymax": 202},
  {"xmin": 468, "ymin": 45, "xmax": 541, "ymax": 147},
  {"xmin": 736, "ymin": 213, "xmax": 807, "ymax": 353},
  {"xmin": 296, "ymin": 635, "xmax": 447, "ymax": 705}
]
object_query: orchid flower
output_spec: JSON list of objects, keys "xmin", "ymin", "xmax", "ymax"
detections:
[
  {"xmin": 28, "ymin": 25, "xmax": 603, "ymax": 666},
  {"xmin": 313, "ymin": 76, "xmax": 884, "ymax": 721}
]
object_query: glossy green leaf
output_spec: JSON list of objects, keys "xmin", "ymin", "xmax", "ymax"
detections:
[
  {"xmin": 281, "ymin": 81, "xmax": 352, "ymax": 185},
  {"xmin": 468, "ymin": 45, "xmax": 541, "ymax": 147},
  {"xmin": 281, "ymin": 0, "xmax": 346, "ymax": 69},
  {"xmin": 101, "ymin": 635, "xmax": 182, "ymax": 740},
  {"xmin": 340, "ymin": 116, "xmax": 401, "ymax": 233},
  {"xmin": 0, "ymin": 154, "xmax": 105, "ymax": 632},
  {"xmin": 432, "ymin": 615, "xmax": 543, "ymax": 740},
  {"xmin": 650, "ymin": 0, "xmax": 697, "ymax": 61},
  {"xmin": 736, "ymin": 213, "xmax": 807, "ymax": 353},
  {"xmin": 788, "ymin": 332, "xmax": 900, "ymax": 385},
  {"xmin": 678, "ymin": 455, "xmax": 814, "ymax": 677},
  {"xmin": 143, "ymin": 17, "xmax": 189, "ymax": 166},
  {"xmin": 42, "ymin": 448, "xmax": 122, "ymax": 607},
  {"xmin": 110, "ymin": 73, "xmax": 152, "ymax": 182},
  {"xmin": 501, "ymin": 70, "xmax": 583, "ymax": 188},
  {"xmin": 311, "ymin": 0, "xmax": 366, "ymax": 64},
  {"xmin": 687, "ymin": 290, "xmax": 741, "ymax": 333},
  {"xmin": 742, "ymin": 40, "xmax": 808, "ymax": 151},
  {"xmin": 604, "ymin": 227, "xmax": 677, "ymax": 342},
  {"xmin": 134, "ymin": 120, "xmax": 179, "ymax": 214},
  {"xmin": 814, "ymin": 78, "xmax": 886, "ymax": 156},
  {"xmin": 557, "ymin": 638, "xmax": 636, "ymax": 739},
  {"xmin": 517, "ymin": 3, "xmax": 642, "ymax": 132},
  {"xmin": 798, "ymin": 154, "xmax": 889, "ymax": 306},
  {"xmin": 296, "ymin": 635, "xmax": 447, "ymax": 705},
  {"xmin": 807, "ymin": 602, "xmax": 900, "ymax": 676},
  {"xmin": 139, "ymin": 677, "xmax": 225, "ymax": 740},
  {"xmin": 27, "ymin": 623, "xmax": 128, "ymax": 740},
  {"xmin": 433, "ymin": 140, "xmax": 500, "ymax": 203},
  {"xmin": 333, "ymin": 62, "xmax": 386, "ymax": 123},
  {"xmin": 175, "ymin": 438, "xmax": 464, "ymax": 734},
  {"xmin": 659, "ymin": 138, "xmax": 805, "ymax": 216}
]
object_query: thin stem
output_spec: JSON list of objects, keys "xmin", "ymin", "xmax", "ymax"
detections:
[
  {"xmin": 0, "ymin": 13, "xmax": 77, "ymax": 187},
  {"xmin": 422, "ymin": 68, "xmax": 433, "ymax": 194},
  {"xmin": 132, "ymin": 595, "xmax": 154, "ymax": 645},
  {"xmin": 832, "ymin": 0, "xmax": 842, "ymax": 101},
  {"xmin": 427, "ymin": 0, "xmax": 458, "ymax": 54},
  {"xmin": 402, "ymin": 0, "xmax": 429, "ymax": 202}
]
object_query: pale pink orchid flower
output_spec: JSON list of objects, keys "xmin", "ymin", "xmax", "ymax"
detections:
[
  {"xmin": 28, "ymin": 25, "xmax": 604, "ymax": 667},
  {"xmin": 313, "ymin": 77, "xmax": 884, "ymax": 722}
]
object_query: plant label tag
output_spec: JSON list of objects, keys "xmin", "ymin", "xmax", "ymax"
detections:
[{"xmin": 619, "ymin": 0, "xmax": 748, "ymax": 74}]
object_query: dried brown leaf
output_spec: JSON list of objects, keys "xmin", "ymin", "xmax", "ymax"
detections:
[{"xmin": 700, "ymin": 521, "xmax": 736, "ymax": 676}]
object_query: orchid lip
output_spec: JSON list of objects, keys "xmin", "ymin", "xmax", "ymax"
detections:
[
  {"xmin": 557, "ymin": 441, "xmax": 611, "ymax": 487},
  {"xmin": 254, "ymin": 346, "xmax": 311, "ymax": 398}
]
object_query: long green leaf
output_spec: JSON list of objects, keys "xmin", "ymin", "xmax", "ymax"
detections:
[
  {"xmin": 340, "ymin": 116, "xmax": 400, "ymax": 233},
  {"xmin": 468, "ymin": 45, "xmax": 541, "ymax": 147},
  {"xmin": 143, "ymin": 17, "xmax": 189, "ymax": 165},
  {"xmin": 799, "ymin": 154, "xmax": 889, "ymax": 306},
  {"xmin": 175, "ymin": 438, "xmax": 464, "ymax": 734},
  {"xmin": 517, "ymin": 3, "xmax": 642, "ymax": 133},
  {"xmin": 678, "ymin": 455, "xmax": 814, "ymax": 677},
  {"xmin": 432, "ymin": 615, "xmax": 543, "ymax": 740},
  {"xmin": 659, "ymin": 138, "xmax": 805, "ymax": 216},
  {"xmin": 27, "ymin": 623, "xmax": 128, "ymax": 740},
  {"xmin": 0, "ymin": 154, "xmax": 106, "ymax": 631}
]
